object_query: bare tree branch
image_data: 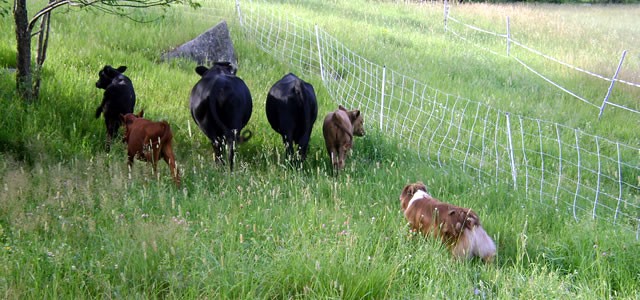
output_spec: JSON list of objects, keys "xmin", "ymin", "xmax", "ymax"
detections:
[
  {"xmin": 27, "ymin": 0, "xmax": 200, "ymax": 34},
  {"xmin": 14, "ymin": 0, "xmax": 201, "ymax": 101},
  {"xmin": 28, "ymin": 1, "xmax": 76, "ymax": 34}
]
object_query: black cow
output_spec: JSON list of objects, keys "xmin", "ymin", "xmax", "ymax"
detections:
[
  {"xmin": 265, "ymin": 73, "xmax": 318, "ymax": 163},
  {"xmin": 189, "ymin": 62, "xmax": 253, "ymax": 171},
  {"xmin": 94, "ymin": 65, "xmax": 136, "ymax": 151}
]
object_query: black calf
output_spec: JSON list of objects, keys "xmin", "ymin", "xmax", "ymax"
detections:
[{"xmin": 94, "ymin": 65, "xmax": 136, "ymax": 151}]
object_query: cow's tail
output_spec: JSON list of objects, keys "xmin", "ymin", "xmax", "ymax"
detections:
[
  {"xmin": 331, "ymin": 112, "xmax": 353, "ymax": 140},
  {"xmin": 294, "ymin": 79, "xmax": 304, "ymax": 106},
  {"xmin": 238, "ymin": 129, "xmax": 252, "ymax": 144},
  {"xmin": 295, "ymin": 81, "xmax": 316, "ymax": 128},
  {"xmin": 160, "ymin": 122, "xmax": 173, "ymax": 145}
]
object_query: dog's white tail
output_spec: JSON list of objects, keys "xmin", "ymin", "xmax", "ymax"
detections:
[{"xmin": 453, "ymin": 226, "xmax": 496, "ymax": 263}]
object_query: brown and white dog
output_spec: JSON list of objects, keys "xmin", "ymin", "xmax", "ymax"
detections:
[{"xmin": 399, "ymin": 182, "xmax": 496, "ymax": 262}]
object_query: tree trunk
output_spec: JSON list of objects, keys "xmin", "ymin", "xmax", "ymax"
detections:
[
  {"xmin": 34, "ymin": 4, "xmax": 52, "ymax": 99},
  {"xmin": 14, "ymin": 0, "xmax": 34, "ymax": 102}
]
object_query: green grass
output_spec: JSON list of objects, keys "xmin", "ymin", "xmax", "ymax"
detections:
[{"xmin": 1, "ymin": 0, "xmax": 639, "ymax": 298}]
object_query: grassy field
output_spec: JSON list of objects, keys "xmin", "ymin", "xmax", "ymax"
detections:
[{"xmin": 1, "ymin": 0, "xmax": 639, "ymax": 298}]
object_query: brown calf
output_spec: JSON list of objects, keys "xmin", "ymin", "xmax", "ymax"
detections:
[
  {"xmin": 121, "ymin": 110, "xmax": 180, "ymax": 186},
  {"xmin": 322, "ymin": 105, "xmax": 365, "ymax": 171}
]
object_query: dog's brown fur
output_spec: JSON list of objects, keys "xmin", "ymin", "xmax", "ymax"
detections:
[
  {"xmin": 121, "ymin": 110, "xmax": 180, "ymax": 186},
  {"xmin": 399, "ymin": 182, "xmax": 496, "ymax": 262},
  {"xmin": 322, "ymin": 105, "xmax": 365, "ymax": 170}
]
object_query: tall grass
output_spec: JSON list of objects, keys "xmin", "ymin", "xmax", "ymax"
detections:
[{"xmin": 0, "ymin": 0, "xmax": 638, "ymax": 298}]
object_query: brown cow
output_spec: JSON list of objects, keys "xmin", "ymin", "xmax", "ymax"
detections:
[
  {"xmin": 121, "ymin": 110, "xmax": 180, "ymax": 186},
  {"xmin": 322, "ymin": 105, "xmax": 365, "ymax": 171}
]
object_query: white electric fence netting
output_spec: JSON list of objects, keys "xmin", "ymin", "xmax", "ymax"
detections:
[{"xmin": 237, "ymin": 0, "xmax": 640, "ymax": 239}]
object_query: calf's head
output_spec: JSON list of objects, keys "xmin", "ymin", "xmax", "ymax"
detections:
[
  {"xmin": 338, "ymin": 105, "xmax": 365, "ymax": 136},
  {"xmin": 96, "ymin": 65, "xmax": 127, "ymax": 89},
  {"xmin": 121, "ymin": 110, "xmax": 144, "ymax": 142},
  {"xmin": 121, "ymin": 109, "xmax": 144, "ymax": 125}
]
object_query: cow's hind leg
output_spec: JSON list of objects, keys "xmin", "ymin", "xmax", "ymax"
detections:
[
  {"xmin": 228, "ymin": 137, "xmax": 236, "ymax": 172},
  {"xmin": 297, "ymin": 134, "xmax": 311, "ymax": 163},
  {"xmin": 162, "ymin": 144, "xmax": 180, "ymax": 186},
  {"xmin": 330, "ymin": 147, "xmax": 341, "ymax": 173},
  {"xmin": 212, "ymin": 139, "xmax": 224, "ymax": 165},
  {"xmin": 337, "ymin": 144, "xmax": 349, "ymax": 170},
  {"xmin": 283, "ymin": 134, "xmax": 299, "ymax": 164},
  {"xmin": 127, "ymin": 150, "xmax": 135, "ymax": 180},
  {"xmin": 104, "ymin": 118, "xmax": 117, "ymax": 152},
  {"xmin": 127, "ymin": 153, "xmax": 135, "ymax": 169},
  {"xmin": 151, "ymin": 138, "xmax": 161, "ymax": 178}
]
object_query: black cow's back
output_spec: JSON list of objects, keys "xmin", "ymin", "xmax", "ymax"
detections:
[
  {"xmin": 103, "ymin": 75, "xmax": 136, "ymax": 118},
  {"xmin": 190, "ymin": 72, "xmax": 252, "ymax": 141},
  {"xmin": 189, "ymin": 63, "xmax": 253, "ymax": 171},
  {"xmin": 265, "ymin": 73, "xmax": 318, "ymax": 161}
]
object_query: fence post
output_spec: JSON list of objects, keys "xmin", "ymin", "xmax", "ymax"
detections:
[
  {"xmin": 380, "ymin": 65, "xmax": 386, "ymax": 131},
  {"xmin": 235, "ymin": 0, "xmax": 243, "ymax": 27},
  {"xmin": 554, "ymin": 124, "xmax": 562, "ymax": 206},
  {"xmin": 536, "ymin": 120, "xmax": 544, "ymax": 203},
  {"xmin": 506, "ymin": 16, "xmax": 511, "ymax": 57},
  {"xmin": 599, "ymin": 50, "xmax": 627, "ymax": 119},
  {"xmin": 614, "ymin": 142, "xmax": 622, "ymax": 225},
  {"xmin": 593, "ymin": 136, "xmax": 601, "ymax": 220},
  {"xmin": 315, "ymin": 25, "xmax": 325, "ymax": 81},
  {"xmin": 443, "ymin": 0, "xmax": 449, "ymax": 32},
  {"xmin": 572, "ymin": 128, "xmax": 581, "ymax": 221},
  {"xmin": 505, "ymin": 112, "xmax": 517, "ymax": 190},
  {"xmin": 518, "ymin": 116, "xmax": 528, "ymax": 196}
]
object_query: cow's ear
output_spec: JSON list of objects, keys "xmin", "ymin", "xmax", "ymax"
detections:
[
  {"xmin": 338, "ymin": 105, "xmax": 346, "ymax": 111},
  {"xmin": 354, "ymin": 110, "xmax": 361, "ymax": 117},
  {"xmin": 228, "ymin": 64, "xmax": 237, "ymax": 75},
  {"xmin": 116, "ymin": 66, "xmax": 127, "ymax": 73},
  {"xmin": 137, "ymin": 109, "xmax": 144, "ymax": 118},
  {"xmin": 217, "ymin": 61, "xmax": 233, "ymax": 69},
  {"xmin": 104, "ymin": 66, "xmax": 118, "ymax": 77},
  {"xmin": 195, "ymin": 66, "xmax": 208, "ymax": 76},
  {"xmin": 215, "ymin": 62, "xmax": 235, "ymax": 75}
]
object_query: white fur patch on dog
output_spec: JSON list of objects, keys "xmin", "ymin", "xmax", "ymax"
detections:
[{"xmin": 406, "ymin": 190, "xmax": 430, "ymax": 209}]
